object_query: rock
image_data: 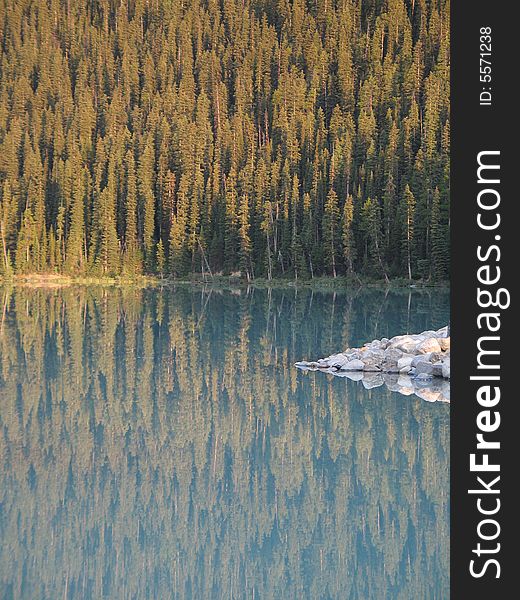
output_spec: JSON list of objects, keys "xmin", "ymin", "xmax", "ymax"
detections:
[
  {"xmin": 361, "ymin": 358, "xmax": 383, "ymax": 372},
  {"xmin": 342, "ymin": 358, "xmax": 365, "ymax": 371},
  {"xmin": 438, "ymin": 336, "xmax": 450, "ymax": 352},
  {"xmin": 415, "ymin": 361, "xmax": 435, "ymax": 376},
  {"xmin": 391, "ymin": 336, "xmax": 419, "ymax": 353},
  {"xmin": 296, "ymin": 325, "xmax": 451, "ymax": 402},
  {"xmin": 421, "ymin": 330, "xmax": 439, "ymax": 339},
  {"xmin": 363, "ymin": 347, "xmax": 386, "ymax": 359},
  {"xmin": 411, "ymin": 353, "xmax": 432, "ymax": 368},
  {"xmin": 294, "ymin": 361, "xmax": 321, "ymax": 369},
  {"xmin": 382, "ymin": 364, "xmax": 401, "ymax": 374},
  {"xmin": 397, "ymin": 355, "xmax": 414, "ymax": 370},
  {"xmin": 415, "ymin": 338, "xmax": 442, "ymax": 354},
  {"xmin": 327, "ymin": 354, "xmax": 352, "ymax": 369},
  {"xmin": 383, "ymin": 348, "xmax": 404, "ymax": 362},
  {"xmin": 442, "ymin": 357, "xmax": 450, "ymax": 379},
  {"xmin": 380, "ymin": 349, "xmax": 403, "ymax": 373},
  {"xmin": 431, "ymin": 362, "xmax": 444, "ymax": 378}
]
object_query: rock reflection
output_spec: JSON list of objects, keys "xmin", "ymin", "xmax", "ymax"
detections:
[{"xmin": 296, "ymin": 366, "xmax": 451, "ymax": 403}]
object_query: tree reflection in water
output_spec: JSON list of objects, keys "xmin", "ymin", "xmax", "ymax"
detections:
[{"xmin": 0, "ymin": 285, "xmax": 449, "ymax": 599}]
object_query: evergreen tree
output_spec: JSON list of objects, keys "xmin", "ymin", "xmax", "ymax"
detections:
[
  {"xmin": 0, "ymin": 179, "xmax": 16, "ymax": 275},
  {"xmin": 342, "ymin": 194, "xmax": 356, "ymax": 275},
  {"xmin": 238, "ymin": 195, "xmax": 253, "ymax": 280},
  {"xmin": 65, "ymin": 168, "xmax": 87, "ymax": 274},
  {"xmin": 401, "ymin": 184, "xmax": 416, "ymax": 281},
  {"xmin": 156, "ymin": 239, "xmax": 165, "ymax": 279},
  {"xmin": 430, "ymin": 187, "xmax": 449, "ymax": 280},
  {"xmin": 323, "ymin": 189, "xmax": 341, "ymax": 278}
]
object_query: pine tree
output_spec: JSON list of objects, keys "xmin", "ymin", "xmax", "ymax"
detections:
[
  {"xmin": 342, "ymin": 194, "xmax": 356, "ymax": 275},
  {"xmin": 323, "ymin": 189, "xmax": 340, "ymax": 278},
  {"xmin": 0, "ymin": 179, "xmax": 16, "ymax": 275},
  {"xmin": 65, "ymin": 168, "xmax": 87, "ymax": 274},
  {"xmin": 401, "ymin": 185, "xmax": 416, "ymax": 280},
  {"xmin": 98, "ymin": 165, "xmax": 120, "ymax": 276},
  {"xmin": 169, "ymin": 174, "xmax": 189, "ymax": 277},
  {"xmin": 430, "ymin": 187, "xmax": 449, "ymax": 280},
  {"xmin": 301, "ymin": 193, "xmax": 315, "ymax": 278},
  {"xmin": 156, "ymin": 239, "xmax": 165, "ymax": 278},
  {"xmin": 139, "ymin": 138, "xmax": 156, "ymax": 270},
  {"xmin": 15, "ymin": 209, "xmax": 36, "ymax": 274},
  {"xmin": 238, "ymin": 194, "xmax": 252, "ymax": 280},
  {"xmin": 224, "ymin": 168, "xmax": 239, "ymax": 274},
  {"xmin": 124, "ymin": 149, "xmax": 142, "ymax": 275},
  {"xmin": 362, "ymin": 197, "xmax": 388, "ymax": 282}
]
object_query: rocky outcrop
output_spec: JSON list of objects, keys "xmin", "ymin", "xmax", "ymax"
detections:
[{"xmin": 295, "ymin": 326, "xmax": 450, "ymax": 402}]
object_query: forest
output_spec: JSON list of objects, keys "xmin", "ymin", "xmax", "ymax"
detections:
[{"xmin": 0, "ymin": 0, "xmax": 450, "ymax": 281}]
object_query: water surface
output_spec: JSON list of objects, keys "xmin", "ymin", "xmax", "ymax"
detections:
[{"xmin": 0, "ymin": 285, "xmax": 449, "ymax": 599}]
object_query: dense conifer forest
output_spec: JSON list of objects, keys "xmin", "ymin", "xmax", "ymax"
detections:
[{"xmin": 0, "ymin": 0, "xmax": 449, "ymax": 280}]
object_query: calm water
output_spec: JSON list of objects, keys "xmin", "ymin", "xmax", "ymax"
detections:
[{"xmin": 0, "ymin": 285, "xmax": 449, "ymax": 600}]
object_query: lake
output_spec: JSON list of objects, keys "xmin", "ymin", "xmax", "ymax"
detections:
[{"xmin": 0, "ymin": 284, "xmax": 449, "ymax": 599}]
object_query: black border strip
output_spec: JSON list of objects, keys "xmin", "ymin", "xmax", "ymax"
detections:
[{"xmin": 451, "ymin": 1, "xmax": 513, "ymax": 596}]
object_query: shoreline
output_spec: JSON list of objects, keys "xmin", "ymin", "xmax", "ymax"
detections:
[{"xmin": 0, "ymin": 273, "xmax": 450, "ymax": 290}]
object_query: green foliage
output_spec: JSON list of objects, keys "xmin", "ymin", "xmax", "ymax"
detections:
[
  {"xmin": 323, "ymin": 189, "xmax": 341, "ymax": 277},
  {"xmin": 0, "ymin": 0, "xmax": 449, "ymax": 281}
]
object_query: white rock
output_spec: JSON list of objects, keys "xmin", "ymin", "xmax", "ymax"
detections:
[
  {"xmin": 415, "ymin": 361, "xmax": 435, "ymax": 376},
  {"xmin": 361, "ymin": 358, "xmax": 383, "ymax": 372},
  {"xmin": 411, "ymin": 353, "xmax": 432, "ymax": 368},
  {"xmin": 431, "ymin": 362, "xmax": 444, "ymax": 378},
  {"xmin": 415, "ymin": 338, "xmax": 442, "ymax": 354},
  {"xmin": 328, "ymin": 354, "xmax": 351, "ymax": 369},
  {"xmin": 438, "ymin": 336, "xmax": 450, "ymax": 352},
  {"xmin": 421, "ymin": 330, "xmax": 439, "ymax": 338},
  {"xmin": 392, "ymin": 336, "xmax": 418, "ymax": 353},
  {"xmin": 342, "ymin": 358, "xmax": 365, "ymax": 371},
  {"xmin": 397, "ymin": 355, "xmax": 414, "ymax": 370},
  {"xmin": 442, "ymin": 357, "xmax": 450, "ymax": 379}
]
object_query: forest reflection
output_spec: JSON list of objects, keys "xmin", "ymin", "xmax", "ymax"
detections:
[{"xmin": 0, "ymin": 285, "xmax": 449, "ymax": 599}]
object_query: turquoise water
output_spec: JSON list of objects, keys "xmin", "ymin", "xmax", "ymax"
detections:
[{"xmin": 0, "ymin": 285, "xmax": 449, "ymax": 599}]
